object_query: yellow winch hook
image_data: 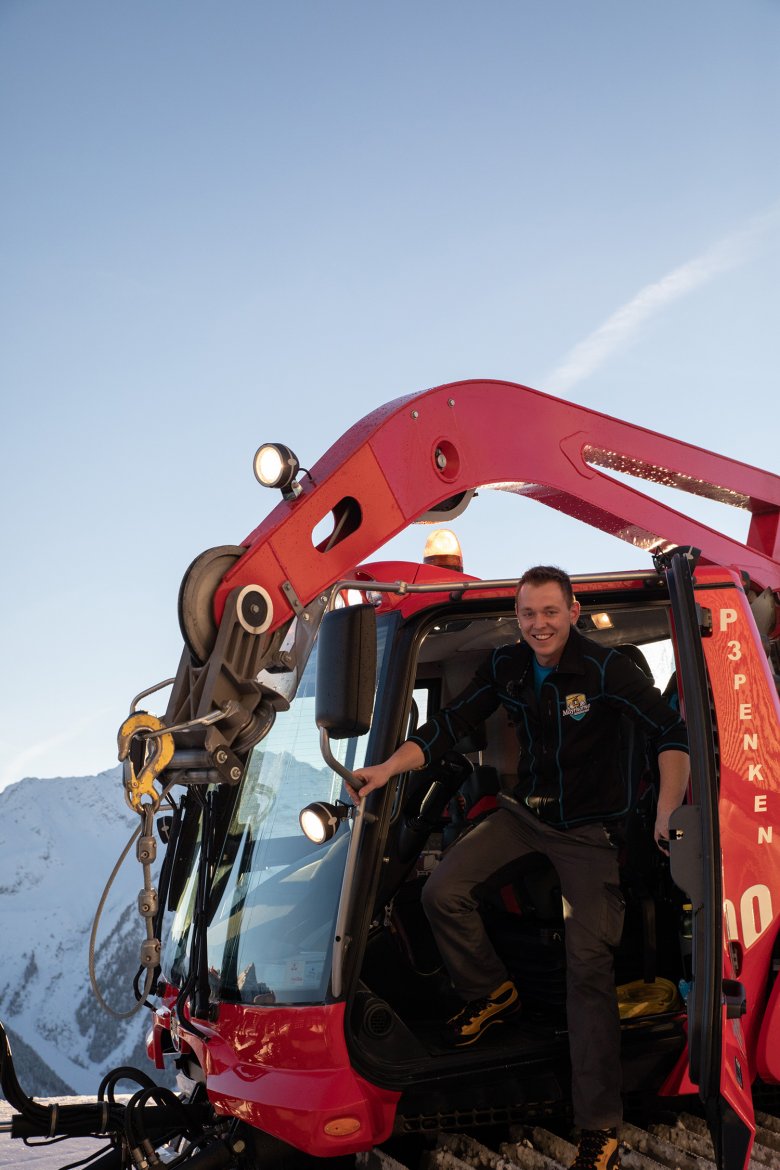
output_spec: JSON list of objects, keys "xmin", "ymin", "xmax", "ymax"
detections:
[{"xmin": 117, "ymin": 711, "xmax": 175, "ymax": 814}]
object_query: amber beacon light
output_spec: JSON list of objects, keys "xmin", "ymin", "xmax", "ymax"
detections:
[{"xmin": 423, "ymin": 528, "xmax": 463, "ymax": 572}]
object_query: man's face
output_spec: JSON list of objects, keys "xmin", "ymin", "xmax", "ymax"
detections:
[{"xmin": 515, "ymin": 580, "xmax": 580, "ymax": 667}]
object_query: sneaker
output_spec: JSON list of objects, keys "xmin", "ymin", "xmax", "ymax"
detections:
[
  {"xmin": 443, "ymin": 980, "xmax": 520, "ymax": 1047},
  {"xmin": 569, "ymin": 1128, "xmax": 620, "ymax": 1170}
]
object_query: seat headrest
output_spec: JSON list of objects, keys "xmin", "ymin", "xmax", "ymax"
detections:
[{"xmin": 617, "ymin": 644, "xmax": 654, "ymax": 684}]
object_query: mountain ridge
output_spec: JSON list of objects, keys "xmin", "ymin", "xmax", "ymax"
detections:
[{"xmin": 0, "ymin": 768, "xmax": 166, "ymax": 1098}]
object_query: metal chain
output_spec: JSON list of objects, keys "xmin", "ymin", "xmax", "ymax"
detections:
[
  {"xmin": 136, "ymin": 804, "xmax": 162, "ymax": 974},
  {"xmin": 89, "ymin": 785, "xmax": 175, "ymax": 1019}
]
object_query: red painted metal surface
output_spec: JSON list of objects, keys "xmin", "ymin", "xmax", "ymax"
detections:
[
  {"xmin": 697, "ymin": 569, "xmax": 780, "ymax": 1107},
  {"xmin": 660, "ymin": 566, "xmax": 780, "ymax": 1127},
  {"xmin": 185, "ymin": 1003, "xmax": 398, "ymax": 1156},
  {"xmin": 213, "ymin": 379, "xmax": 780, "ymax": 630}
]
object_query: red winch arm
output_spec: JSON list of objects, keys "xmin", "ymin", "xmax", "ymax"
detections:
[{"xmin": 214, "ymin": 378, "xmax": 780, "ymax": 632}]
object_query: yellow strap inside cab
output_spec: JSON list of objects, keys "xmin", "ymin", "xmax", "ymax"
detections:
[{"xmin": 617, "ymin": 976, "xmax": 681, "ymax": 1018}]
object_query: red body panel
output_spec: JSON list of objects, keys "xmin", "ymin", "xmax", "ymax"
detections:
[
  {"xmin": 698, "ymin": 568, "xmax": 780, "ymax": 1083},
  {"xmin": 160, "ymin": 1000, "xmax": 399, "ymax": 1155},
  {"xmin": 355, "ymin": 559, "xmax": 494, "ymax": 615},
  {"xmin": 660, "ymin": 568, "xmax": 780, "ymax": 1129}
]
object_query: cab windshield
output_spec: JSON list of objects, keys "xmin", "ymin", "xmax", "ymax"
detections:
[{"xmin": 163, "ymin": 611, "xmax": 393, "ymax": 1006}]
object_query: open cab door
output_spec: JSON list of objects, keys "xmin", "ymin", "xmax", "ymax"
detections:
[{"xmin": 665, "ymin": 550, "xmax": 777, "ymax": 1170}]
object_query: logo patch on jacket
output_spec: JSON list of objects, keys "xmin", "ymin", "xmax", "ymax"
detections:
[{"xmin": 563, "ymin": 693, "xmax": 590, "ymax": 720}]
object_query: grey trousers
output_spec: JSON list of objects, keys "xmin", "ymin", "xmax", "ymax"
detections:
[{"xmin": 421, "ymin": 803, "xmax": 625, "ymax": 1130}]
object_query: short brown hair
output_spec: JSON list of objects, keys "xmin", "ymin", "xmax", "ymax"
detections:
[{"xmin": 516, "ymin": 565, "xmax": 574, "ymax": 607}]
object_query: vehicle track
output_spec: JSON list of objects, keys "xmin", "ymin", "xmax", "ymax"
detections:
[{"xmin": 359, "ymin": 1112, "xmax": 780, "ymax": 1170}]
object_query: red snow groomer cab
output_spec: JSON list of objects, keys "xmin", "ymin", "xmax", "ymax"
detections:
[{"xmin": 3, "ymin": 379, "xmax": 780, "ymax": 1170}]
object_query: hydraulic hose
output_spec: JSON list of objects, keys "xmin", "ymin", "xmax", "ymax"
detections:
[{"xmin": 0, "ymin": 1020, "xmax": 125, "ymax": 1139}]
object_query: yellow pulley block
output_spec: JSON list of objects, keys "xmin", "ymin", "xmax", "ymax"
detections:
[{"xmin": 117, "ymin": 711, "xmax": 176, "ymax": 814}]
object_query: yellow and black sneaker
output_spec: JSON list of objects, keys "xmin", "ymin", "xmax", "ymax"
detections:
[
  {"xmin": 443, "ymin": 980, "xmax": 520, "ymax": 1047},
  {"xmin": 569, "ymin": 1128, "xmax": 621, "ymax": 1170}
]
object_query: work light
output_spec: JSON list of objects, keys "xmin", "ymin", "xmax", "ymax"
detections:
[
  {"xmin": 299, "ymin": 800, "xmax": 352, "ymax": 845},
  {"xmin": 253, "ymin": 443, "xmax": 302, "ymax": 498}
]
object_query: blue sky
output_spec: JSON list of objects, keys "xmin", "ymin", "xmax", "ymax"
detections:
[{"xmin": 1, "ymin": 0, "xmax": 778, "ymax": 790}]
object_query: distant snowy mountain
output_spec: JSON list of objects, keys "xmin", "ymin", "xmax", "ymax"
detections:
[{"xmin": 0, "ymin": 769, "xmax": 170, "ymax": 1097}]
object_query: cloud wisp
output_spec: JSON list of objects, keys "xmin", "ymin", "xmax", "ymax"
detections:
[
  {"xmin": 0, "ymin": 706, "xmax": 115, "ymax": 793},
  {"xmin": 546, "ymin": 203, "xmax": 780, "ymax": 395}
]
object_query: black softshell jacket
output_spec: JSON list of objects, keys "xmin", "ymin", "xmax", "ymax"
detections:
[{"xmin": 408, "ymin": 626, "xmax": 688, "ymax": 829}]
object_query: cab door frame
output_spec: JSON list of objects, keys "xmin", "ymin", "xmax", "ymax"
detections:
[{"xmin": 666, "ymin": 551, "xmax": 754, "ymax": 1170}]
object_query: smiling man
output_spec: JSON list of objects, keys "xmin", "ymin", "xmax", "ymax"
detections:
[
  {"xmin": 349, "ymin": 565, "xmax": 689, "ymax": 1170},
  {"xmin": 517, "ymin": 570, "xmax": 576, "ymax": 665}
]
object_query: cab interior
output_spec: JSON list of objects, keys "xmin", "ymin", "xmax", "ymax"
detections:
[{"xmin": 348, "ymin": 585, "xmax": 692, "ymax": 1107}]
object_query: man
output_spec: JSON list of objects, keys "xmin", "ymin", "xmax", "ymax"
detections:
[{"xmin": 349, "ymin": 566, "xmax": 689, "ymax": 1170}]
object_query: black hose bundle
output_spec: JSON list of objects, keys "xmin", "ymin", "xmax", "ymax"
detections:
[
  {"xmin": 123, "ymin": 1084, "xmax": 198, "ymax": 1167},
  {"xmin": 0, "ymin": 1020, "xmax": 125, "ymax": 1139},
  {"xmin": 1, "ymin": 1023, "xmax": 216, "ymax": 1166}
]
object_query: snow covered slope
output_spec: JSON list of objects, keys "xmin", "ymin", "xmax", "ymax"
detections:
[{"xmin": 0, "ymin": 770, "xmax": 162, "ymax": 1095}]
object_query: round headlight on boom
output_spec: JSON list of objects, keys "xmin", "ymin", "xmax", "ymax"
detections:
[{"xmin": 253, "ymin": 443, "xmax": 301, "ymax": 497}]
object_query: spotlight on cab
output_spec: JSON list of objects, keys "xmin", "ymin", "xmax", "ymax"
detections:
[
  {"xmin": 253, "ymin": 443, "xmax": 302, "ymax": 500},
  {"xmin": 299, "ymin": 800, "xmax": 352, "ymax": 845}
]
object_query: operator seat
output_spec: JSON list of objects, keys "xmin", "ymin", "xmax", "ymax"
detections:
[{"xmin": 616, "ymin": 642, "xmax": 654, "ymax": 681}]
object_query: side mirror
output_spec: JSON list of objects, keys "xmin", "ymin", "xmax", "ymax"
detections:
[{"xmin": 315, "ymin": 604, "xmax": 377, "ymax": 739}]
